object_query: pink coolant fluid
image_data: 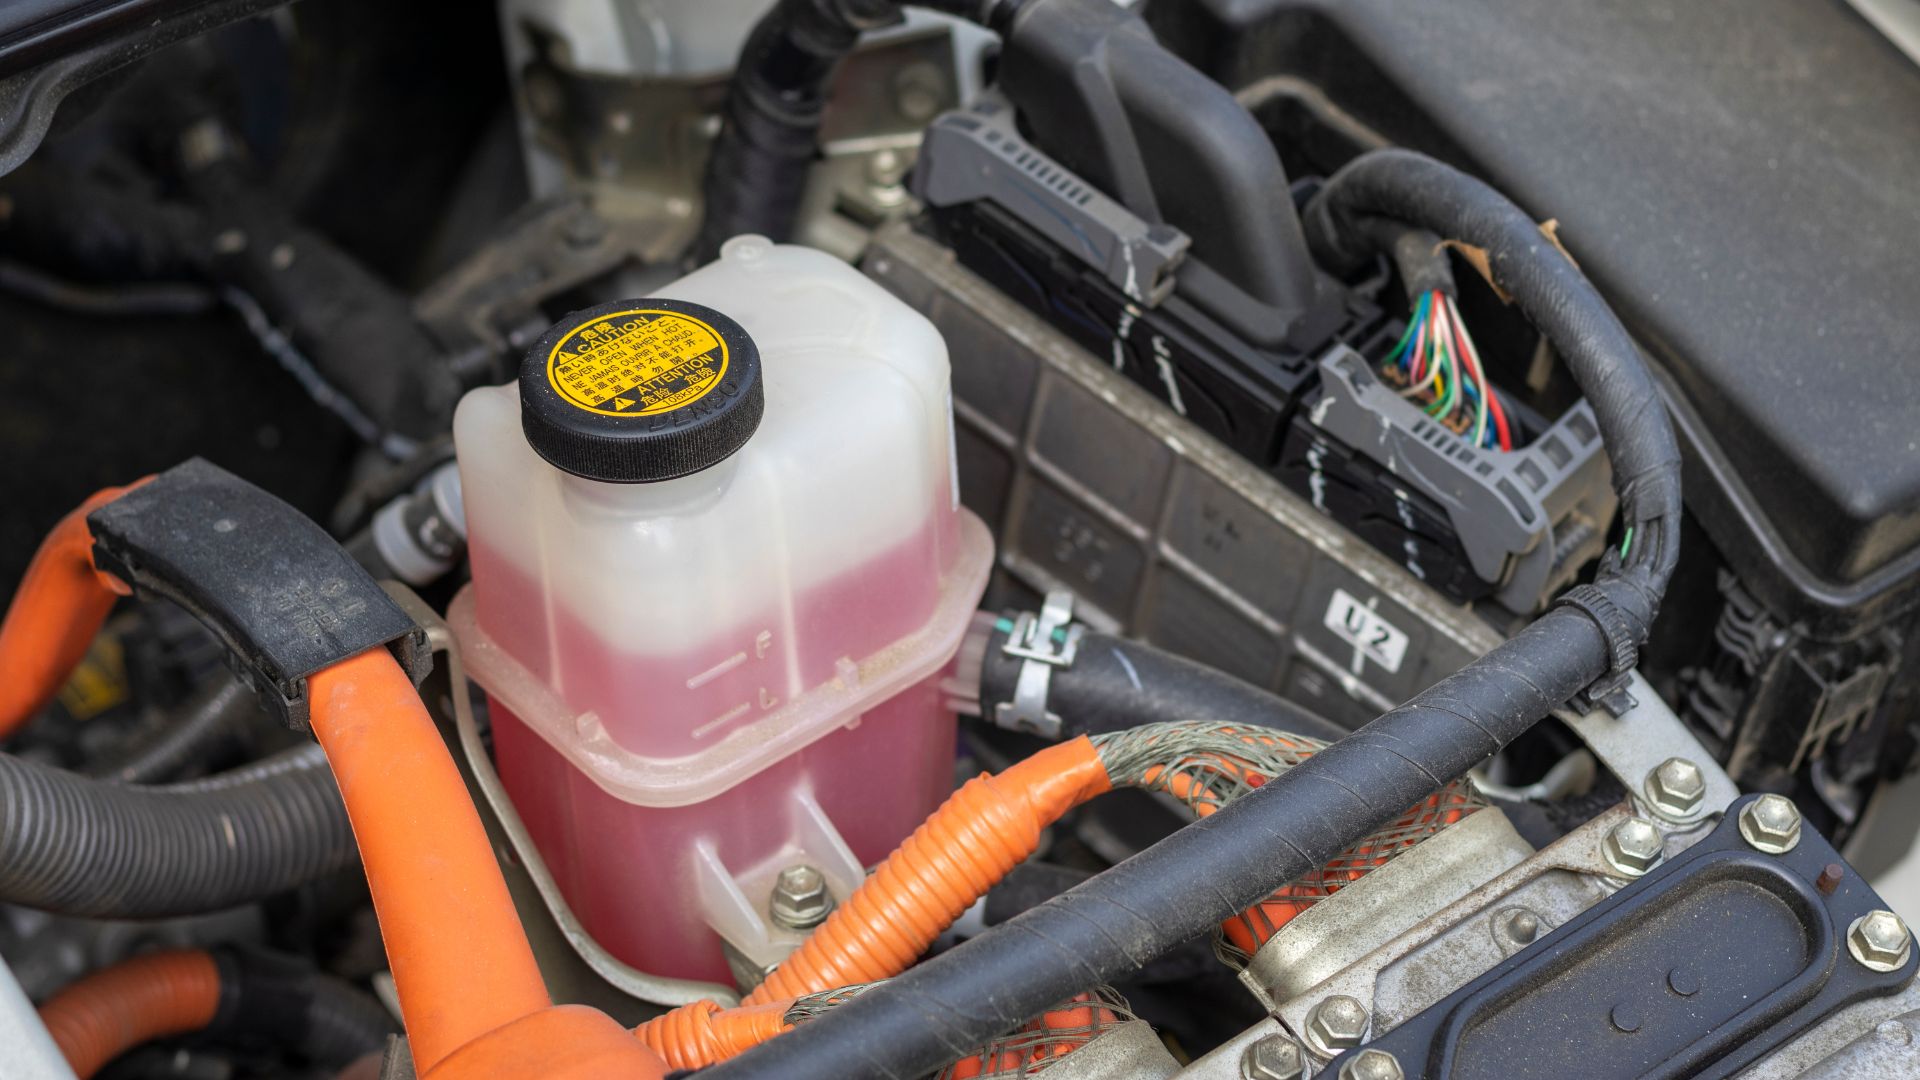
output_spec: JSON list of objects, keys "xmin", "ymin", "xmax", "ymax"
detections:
[
  {"xmin": 448, "ymin": 237, "xmax": 991, "ymax": 984},
  {"xmin": 469, "ymin": 520, "xmax": 962, "ymax": 981}
]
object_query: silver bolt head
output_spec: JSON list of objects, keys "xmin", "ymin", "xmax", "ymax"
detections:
[
  {"xmin": 1241, "ymin": 1035, "xmax": 1304, "ymax": 1080},
  {"xmin": 1739, "ymin": 794, "xmax": 1803, "ymax": 854},
  {"xmin": 1341, "ymin": 1049, "xmax": 1406, "ymax": 1080},
  {"xmin": 1307, "ymin": 995, "xmax": 1369, "ymax": 1053},
  {"xmin": 1848, "ymin": 910, "xmax": 1914, "ymax": 973},
  {"xmin": 1603, "ymin": 816, "xmax": 1664, "ymax": 876},
  {"xmin": 769, "ymin": 865, "xmax": 834, "ymax": 929},
  {"xmin": 1502, "ymin": 909, "xmax": 1541, "ymax": 945},
  {"xmin": 1645, "ymin": 757, "xmax": 1707, "ymax": 817}
]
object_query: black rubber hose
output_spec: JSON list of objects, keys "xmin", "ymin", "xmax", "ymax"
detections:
[
  {"xmin": 703, "ymin": 149, "xmax": 1681, "ymax": 1080},
  {"xmin": 977, "ymin": 625, "xmax": 1348, "ymax": 743},
  {"xmin": 211, "ymin": 948, "xmax": 397, "ymax": 1070},
  {"xmin": 690, "ymin": 0, "xmax": 1001, "ymax": 264},
  {"xmin": 87, "ymin": 677, "xmax": 262, "ymax": 785},
  {"xmin": 0, "ymin": 744, "xmax": 355, "ymax": 918}
]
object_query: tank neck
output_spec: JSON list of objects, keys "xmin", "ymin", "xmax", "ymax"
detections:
[{"xmin": 557, "ymin": 456, "xmax": 741, "ymax": 518}]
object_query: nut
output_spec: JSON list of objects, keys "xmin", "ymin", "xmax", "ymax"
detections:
[
  {"xmin": 1341, "ymin": 1049, "xmax": 1405, "ymax": 1080},
  {"xmin": 1241, "ymin": 1034, "xmax": 1304, "ymax": 1080},
  {"xmin": 1739, "ymin": 794, "xmax": 1803, "ymax": 854},
  {"xmin": 1644, "ymin": 757, "xmax": 1707, "ymax": 818},
  {"xmin": 1602, "ymin": 816, "xmax": 1664, "ymax": 877},
  {"xmin": 1848, "ymin": 910, "xmax": 1914, "ymax": 973},
  {"xmin": 1306, "ymin": 995, "xmax": 1369, "ymax": 1055},
  {"xmin": 769, "ymin": 864, "xmax": 834, "ymax": 930}
]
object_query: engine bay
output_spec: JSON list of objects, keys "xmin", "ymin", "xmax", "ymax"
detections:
[{"xmin": 1, "ymin": 1, "xmax": 1918, "ymax": 1077}]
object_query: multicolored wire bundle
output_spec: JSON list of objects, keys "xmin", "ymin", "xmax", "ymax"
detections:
[{"xmin": 1383, "ymin": 289, "xmax": 1513, "ymax": 451}]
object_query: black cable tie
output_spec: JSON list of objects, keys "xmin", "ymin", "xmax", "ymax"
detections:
[{"xmin": 1555, "ymin": 583, "xmax": 1639, "ymax": 717}]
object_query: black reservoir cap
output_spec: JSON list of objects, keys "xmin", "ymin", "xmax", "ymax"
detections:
[{"xmin": 519, "ymin": 298, "xmax": 764, "ymax": 483}]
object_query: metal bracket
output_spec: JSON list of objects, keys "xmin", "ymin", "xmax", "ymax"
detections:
[{"xmin": 993, "ymin": 590, "xmax": 1085, "ymax": 739}]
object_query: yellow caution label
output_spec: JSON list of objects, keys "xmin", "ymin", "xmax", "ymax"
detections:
[
  {"xmin": 545, "ymin": 309, "xmax": 730, "ymax": 418},
  {"xmin": 58, "ymin": 633, "xmax": 129, "ymax": 720}
]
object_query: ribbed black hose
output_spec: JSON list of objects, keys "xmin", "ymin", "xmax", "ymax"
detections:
[
  {"xmin": 0, "ymin": 744, "xmax": 354, "ymax": 918},
  {"xmin": 690, "ymin": 0, "xmax": 1003, "ymax": 263},
  {"xmin": 978, "ymin": 627, "xmax": 1348, "ymax": 743},
  {"xmin": 704, "ymin": 149, "xmax": 1681, "ymax": 1080}
]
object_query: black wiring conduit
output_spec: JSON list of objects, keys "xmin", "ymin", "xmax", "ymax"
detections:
[
  {"xmin": 86, "ymin": 676, "xmax": 261, "ymax": 784},
  {"xmin": 703, "ymin": 148, "xmax": 1682, "ymax": 1080},
  {"xmin": 0, "ymin": 744, "xmax": 354, "ymax": 918}
]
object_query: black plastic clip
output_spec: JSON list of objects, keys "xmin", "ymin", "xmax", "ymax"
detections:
[
  {"xmin": 87, "ymin": 458, "xmax": 431, "ymax": 730},
  {"xmin": 1555, "ymin": 582, "xmax": 1638, "ymax": 717}
]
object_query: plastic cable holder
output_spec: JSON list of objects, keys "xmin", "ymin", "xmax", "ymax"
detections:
[{"xmin": 87, "ymin": 458, "xmax": 431, "ymax": 729}]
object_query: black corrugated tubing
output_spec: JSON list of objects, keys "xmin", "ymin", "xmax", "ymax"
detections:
[{"xmin": 0, "ymin": 743, "xmax": 354, "ymax": 918}]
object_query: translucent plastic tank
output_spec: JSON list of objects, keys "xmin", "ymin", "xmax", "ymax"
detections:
[{"xmin": 447, "ymin": 236, "xmax": 991, "ymax": 982}]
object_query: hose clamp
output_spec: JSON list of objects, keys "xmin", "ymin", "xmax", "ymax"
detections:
[
  {"xmin": 1555, "ymin": 583, "xmax": 1638, "ymax": 717},
  {"xmin": 994, "ymin": 590, "xmax": 1084, "ymax": 739}
]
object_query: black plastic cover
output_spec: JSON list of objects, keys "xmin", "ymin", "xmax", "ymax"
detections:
[
  {"xmin": 1332, "ymin": 796, "xmax": 1918, "ymax": 1079},
  {"xmin": 87, "ymin": 458, "xmax": 428, "ymax": 729},
  {"xmin": 1150, "ymin": 0, "xmax": 1920, "ymax": 630}
]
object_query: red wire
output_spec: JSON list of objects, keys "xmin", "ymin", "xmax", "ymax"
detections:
[
  {"xmin": 1444, "ymin": 296, "xmax": 1513, "ymax": 452},
  {"xmin": 1409, "ymin": 301, "xmax": 1431, "ymax": 383}
]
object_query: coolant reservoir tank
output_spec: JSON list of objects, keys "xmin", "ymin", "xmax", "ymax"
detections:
[{"xmin": 447, "ymin": 236, "xmax": 992, "ymax": 983}]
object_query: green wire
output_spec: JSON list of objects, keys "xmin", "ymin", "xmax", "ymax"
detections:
[
  {"xmin": 1620, "ymin": 526, "xmax": 1634, "ymax": 559},
  {"xmin": 1384, "ymin": 295, "xmax": 1426, "ymax": 368}
]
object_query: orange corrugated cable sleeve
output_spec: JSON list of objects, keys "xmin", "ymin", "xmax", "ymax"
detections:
[
  {"xmin": 307, "ymin": 649, "xmax": 554, "ymax": 1074},
  {"xmin": 744, "ymin": 735, "xmax": 1111, "ymax": 1005},
  {"xmin": 38, "ymin": 948, "xmax": 222, "ymax": 1079},
  {"xmin": 0, "ymin": 482, "xmax": 147, "ymax": 739},
  {"xmin": 632, "ymin": 997, "xmax": 795, "ymax": 1070}
]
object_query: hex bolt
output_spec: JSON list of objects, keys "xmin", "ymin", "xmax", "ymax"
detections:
[
  {"xmin": 769, "ymin": 864, "xmax": 835, "ymax": 931},
  {"xmin": 1644, "ymin": 757, "xmax": 1707, "ymax": 818},
  {"xmin": 1241, "ymin": 1034, "xmax": 1304, "ymax": 1080},
  {"xmin": 1602, "ymin": 816, "xmax": 1664, "ymax": 877},
  {"xmin": 1739, "ymin": 794, "xmax": 1803, "ymax": 854},
  {"xmin": 1341, "ymin": 1049, "xmax": 1406, "ymax": 1080},
  {"xmin": 1306, "ymin": 995, "xmax": 1369, "ymax": 1055},
  {"xmin": 1848, "ymin": 910, "xmax": 1914, "ymax": 973}
]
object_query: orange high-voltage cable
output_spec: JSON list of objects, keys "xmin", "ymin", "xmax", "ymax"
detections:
[
  {"xmin": 37, "ymin": 949, "xmax": 222, "ymax": 1079},
  {"xmin": 743, "ymin": 735, "xmax": 1112, "ymax": 1005},
  {"xmin": 0, "ymin": 480, "xmax": 148, "ymax": 739}
]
